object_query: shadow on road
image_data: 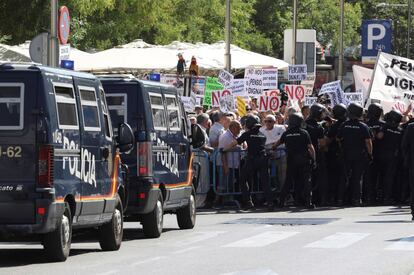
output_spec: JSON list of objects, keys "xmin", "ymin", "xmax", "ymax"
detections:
[
  {"xmin": 0, "ymin": 247, "xmax": 100, "ymax": 267},
  {"xmin": 355, "ymin": 220, "xmax": 412, "ymax": 224}
]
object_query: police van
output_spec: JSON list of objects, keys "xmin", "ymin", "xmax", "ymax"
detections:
[
  {"xmin": 0, "ymin": 64, "xmax": 134, "ymax": 261},
  {"xmin": 99, "ymin": 75, "xmax": 204, "ymax": 238}
]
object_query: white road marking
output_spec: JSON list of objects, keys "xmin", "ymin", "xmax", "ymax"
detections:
[
  {"xmin": 172, "ymin": 246, "xmax": 201, "ymax": 254},
  {"xmin": 221, "ymin": 268, "xmax": 279, "ymax": 275},
  {"xmin": 305, "ymin": 232, "xmax": 370, "ymax": 249},
  {"xmin": 176, "ymin": 231, "xmax": 226, "ymax": 246},
  {"xmin": 385, "ymin": 236, "xmax": 414, "ymax": 251},
  {"xmin": 223, "ymin": 231, "xmax": 299, "ymax": 248},
  {"xmin": 99, "ymin": 270, "xmax": 119, "ymax": 275},
  {"xmin": 130, "ymin": 256, "xmax": 166, "ymax": 267}
]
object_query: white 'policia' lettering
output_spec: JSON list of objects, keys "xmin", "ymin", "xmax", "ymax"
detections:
[
  {"xmin": 62, "ymin": 136, "xmax": 97, "ymax": 187},
  {"xmin": 156, "ymin": 138, "xmax": 180, "ymax": 177}
]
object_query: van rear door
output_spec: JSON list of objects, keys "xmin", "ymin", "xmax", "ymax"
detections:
[{"xmin": 0, "ymin": 72, "xmax": 38, "ymax": 224}]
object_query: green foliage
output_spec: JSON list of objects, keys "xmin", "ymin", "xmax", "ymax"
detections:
[{"xmin": 0, "ymin": 0, "xmax": 408, "ymax": 58}]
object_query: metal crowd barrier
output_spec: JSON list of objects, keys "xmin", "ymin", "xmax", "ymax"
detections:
[{"xmin": 212, "ymin": 147, "xmax": 286, "ymax": 204}]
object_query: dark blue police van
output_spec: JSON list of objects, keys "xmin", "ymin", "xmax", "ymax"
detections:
[
  {"xmin": 0, "ymin": 64, "xmax": 134, "ymax": 261},
  {"xmin": 100, "ymin": 75, "xmax": 204, "ymax": 238}
]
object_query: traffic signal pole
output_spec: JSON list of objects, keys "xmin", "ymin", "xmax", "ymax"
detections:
[
  {"xmin": 225, "ymin": 0, "xmax": 231, "ymax": 71},
  {"xmin": 338, "ymin": 0, "xmax": 344, "ymax": 84},
  {"xmin": 292, "ymin": 0, "xmax": 297, "ymax": 65}
]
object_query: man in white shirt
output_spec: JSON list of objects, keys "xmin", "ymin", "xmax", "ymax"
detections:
[
  {"xmin": 215, "ymin": 121, "xmax": 243, "ymax": 208},
  {"xmin": 209, "ymin": 112, "xmax": 231, "ymax": 148},
  {"xmin": 260, "ymin": 114, "xmax": 287, "ymax": 194}
]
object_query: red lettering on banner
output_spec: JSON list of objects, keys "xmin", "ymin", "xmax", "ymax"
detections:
[
  {"xmin": 259, "ymin": 96, "xmax": 280, "ymax": 112},
  {"xmin": 269, "ymin": 97, "xmax": 280, "ymax": 111},
  {"xmin": 212, "ymin": 90, "xmax": 233, "ymax": 106},
  {"xmin": 285, "ymin": 85, "xmax": 305, "ymax": 101}
]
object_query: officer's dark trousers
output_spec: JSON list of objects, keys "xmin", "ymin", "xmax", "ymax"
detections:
[
  {"xmin": 239, "ymin": 156, "xmax": 272, "ymax": 205},
  {"xmin": 378, "ymin": 155, "xmax": 399, "ymax": 202},
  {"xmin": 312, "ymin": 151, "xmax": 328, "ymax": 205},
  {"xmin": 328, "ymin": 155, "xmax": 346, "ymax": 204},
  {"xmin": 280, "ymin": 155, "xmax": 312, "ymax": 206},
  {"xmin": 408, "ymin": 165, "xmax": 414, "ymax": 215},
  {"xmin": 364, "ymin": 157, "xmax": 380, "ymax": 204},
  {"xmin": 344, "ymin": 158, "xmax": 367, "ymax": 204}
]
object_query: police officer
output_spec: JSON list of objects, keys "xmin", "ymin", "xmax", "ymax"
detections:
[
  {"xmin": 305, "ymin": 103, "xmax": 328, "ymax": 206},
  {"xmin": 402, "ymin": 120, "xmax": 414, "ymax": 220},
  {"xmin": 225, "ymin": 115, "xmax": 273, "ymax": 210},
  {"xmin": 325, "ymin": 104, "xmax": 347, "ymax": 205},
  {"xmin": 274, "ymin": 113, "xmax": 316, "ymax": 209},
  {"xmin": 376, "ymin": 110, "xmax": 403, "ymax": 204},
  {"xmin": 338, "ymin": 103, "xmax": 373, "ymax": 206},
  {"xmin": 364, "ymin": 103, "xmax": 385, "ymax": 205}
]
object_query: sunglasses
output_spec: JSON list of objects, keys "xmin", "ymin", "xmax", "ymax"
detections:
[{"xmin": 264, "ymin": 120, "xmax": 275, "ymax": 123}]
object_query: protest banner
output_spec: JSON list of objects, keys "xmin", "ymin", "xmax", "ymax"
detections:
[
  {"xmin": 212, "ymin": 90, "xmax": 232, "ymax": 107},
  {"xmin": 263, "ymin": 90, "xmax": 280, "ymax": 97},
  {"xmin": 285, "ymin": 85, "xmax": 305, "ymax": 101},
  {"xmin": 352, "ymin": 65, "xmax": 372, "ymax": 103},
  {"xmin": 160, "ymin": 75, "xmax": 184, "ymax": 95},
  {"xmin": 258, "ymin": 95, "xmax": 281, "ymax": 112},
  {"xmin": 181, "ymin": 96, "xmax": 193, "ymax": 112},
  {"xmin": 368, "ymin": 52, "xmax": 414, "ymax": 113},
  {"xmin": 288, "ymin": 64, "xmax": 307, "ymax": 81},
  {"xmin": 262, "ymin": 68, "xmax": 278, "ymax": 90},
  {"xmin": 344, "ymin": 92, "xmax": 364, "ymax": 106},
  {"xmin": 219, "ymin": 94, "xmax": 235, "ymax": 113},
  {"xmin": 319, "ymin": 80, "xmax": 342, "ymax": 95},
  {"xmin": 218, "ymin": 70, "xmax": 234, "ymax": 88},
  {"xmin": 301, "ymin": 74, "xmax": 316, "ymax": 96},
  {"xmin": 204, "ymin": 77, "xmax": 224, "ymax": 106},
  {"xmin": 304, "ymin": 96, "xmax": 318, "ymax": 106},
  {"xmin": 236, "ymin": 96, "xmax": 247, "ymax": 117},
  {"xmin": 191, "ymin": 77, "xmax": 206, "ymax": 96},
  {"xmin": 228, "ymin": 78, "xmax": 246, "ymax": 96},
  {"xmin": 244, "ymin": 68, "xmax": 263, "ymax": 96}
]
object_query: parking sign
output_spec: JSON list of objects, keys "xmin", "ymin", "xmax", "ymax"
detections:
[{"xmin": 361, "ymin": 20, "xmax": 392, "ymax": 64}]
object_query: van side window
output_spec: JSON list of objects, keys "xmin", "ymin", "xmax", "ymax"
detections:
[
  {"xmin": 149, "ymin": 93, "xmax": 167, "ymax": 130},
  {"xmin": 106, "ymin": 94, "xmax": 127, "ymax": 134},
  {"xmin": 100, "ymin": 89, "xmax": 112, "ymax": 139},
  {"xmin": 165, "ymin": 95, "xmax": 180, "ymax": 132},
  {"xmin": 54, "ymin": 83, "xmax": 79, "ymax": 129},
  {"xmin": 0, "ymin": 83, "xmax": 24, "ymax": 130},
  {"xmin": 79, "ymin": 86, "xmax": 101, "ymax": 132}
]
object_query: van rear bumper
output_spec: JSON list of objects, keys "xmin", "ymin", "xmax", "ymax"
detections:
[
  {"xmin": 0, "ymin": 200, "xmax": 65, "ymax": 235},
  {"xmin": 125, "ymin": 177, "xmax": 160, "ymax": 215}
]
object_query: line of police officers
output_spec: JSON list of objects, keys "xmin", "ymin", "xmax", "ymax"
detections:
[{"xmin": 227, "ymin": 102, "xmax": 414, "ymax": 218}]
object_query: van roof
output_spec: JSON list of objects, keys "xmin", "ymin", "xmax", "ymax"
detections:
[
  {"xmin": 0, "ymin": 63, "xmax": 97, "ymax": 80},
  {"xmin": 98, "ymin": 74, "xmax": 176, "ymax": 89}
]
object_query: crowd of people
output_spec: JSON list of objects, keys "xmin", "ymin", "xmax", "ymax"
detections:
[{"xmin": 190, "ymin": 100, "xmax": 414, "ymax": 219}]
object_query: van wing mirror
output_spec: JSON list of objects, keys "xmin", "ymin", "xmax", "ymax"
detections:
[
  {"xmin": 116, "ymin": 123, "xmax": 135, "ymax": 153},
  {"xmin": 190, "ymin": 124, "xmax": 206, "ymax": 149}
]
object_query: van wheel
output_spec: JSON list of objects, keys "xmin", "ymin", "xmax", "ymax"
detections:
[
  {"xmin": 142, "ymin": 193, "xmax": 163, "ymax": 238},
  {"xmin": 176, "ymin": 189, "xmax": 196, "ymax": 229},
  {"xmin": 43, "ymin": 202, "xmax": 72, "ymax": 262},
  {"xmin": 99, "ymin": 195, "xmax": 123, "ymax": 251}
]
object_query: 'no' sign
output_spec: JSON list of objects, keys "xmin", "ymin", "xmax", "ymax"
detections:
[{"xmin": 285, "ymin": 85, "xmax": 305, "ymax": 101}]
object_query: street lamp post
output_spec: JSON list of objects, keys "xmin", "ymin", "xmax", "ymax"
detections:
[
  {"xmin": 292, "ymin": 0, "xmax": 297, "ymax": 65},
  {"xmin": 224, "ymin": 0, "xmax": 231, "ymax": 71},
  {"xmin": 49, "ymin": 0, "xmax": 59, "ymax": 67},
  {"xmin": 338, "ymin": 0, "xmax": 344, "ymax": 83}
]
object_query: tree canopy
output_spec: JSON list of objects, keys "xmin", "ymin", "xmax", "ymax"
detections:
[{"xmin": 0, "ymin": 0, "xmax": 408, "ymax": 57}]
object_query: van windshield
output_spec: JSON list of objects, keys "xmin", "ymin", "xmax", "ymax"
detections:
[{"xmin": 0, "ymin": 84, "xmax": 24, "ymax": 130}]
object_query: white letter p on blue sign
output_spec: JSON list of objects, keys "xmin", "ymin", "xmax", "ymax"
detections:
[{"xmin": 367, "ymin": 24, "xmax": 386, "ymax": 50}]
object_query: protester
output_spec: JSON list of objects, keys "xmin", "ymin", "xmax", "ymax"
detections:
[
  {"xmin": 196, "ymin": 113, "xmax": 213, "ymax": 153},
  {"xmin": 260, "ymin": 114, "xmax": 287, "ymax": 193}
]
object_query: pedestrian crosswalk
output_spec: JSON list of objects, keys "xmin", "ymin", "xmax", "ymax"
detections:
[{"xmin": 0, "ymin": 227, "xmax": 412, "ymax": 253}]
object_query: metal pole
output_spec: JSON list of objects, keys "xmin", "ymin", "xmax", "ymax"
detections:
[
  {"xmin": 408, "ymin": 0, "xmax": 412, "ymax": 58},
  {"xmin": 338, "ymin": 0, "xmax": 344, "ymax": 83},
  {"xmin": 224, "ymin": 0, "xmax": 231, "ymax": 71},
  {"xmin": 292, "ymin": 0, "xmax": 297, "ymax": 65},
  {"xmin": 49, "ymin": 0, "xmax": 59, "ymax": 67}
]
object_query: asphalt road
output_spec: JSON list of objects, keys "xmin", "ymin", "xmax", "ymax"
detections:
[{"xmin": 1, "ymin": 206, "xmax": 414, "ymax": 275}]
